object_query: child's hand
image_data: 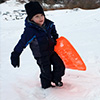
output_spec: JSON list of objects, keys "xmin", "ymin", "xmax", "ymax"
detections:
[{"xmin": 10, "ymin": 51, "xmax": 20, "ymax": 68}]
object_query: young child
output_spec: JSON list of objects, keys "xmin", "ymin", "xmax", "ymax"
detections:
[{"xmin": 10, "ymin": 1, "xmax": 65, "ymax": 89}]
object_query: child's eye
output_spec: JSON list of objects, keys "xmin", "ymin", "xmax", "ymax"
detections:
[
  {"xmin": 41, "ymin": 14, "xmax": 44, "ymax": 16},
  {"xmin": 35, "ymin": 16, "xmax": 39, "ymax": 18}
]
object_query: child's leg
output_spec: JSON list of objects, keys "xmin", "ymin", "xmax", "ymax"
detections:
[
  {"xmin": 50, "ymin": 52, "xmax": 65, "ymax": 84},
  {"xmin": 36, "ymin": 56, "xmax": 52, "ymax": 89}
]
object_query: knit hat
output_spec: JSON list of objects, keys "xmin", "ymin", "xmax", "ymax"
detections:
[{"xmin": 25, "ymin": 1, "xmax": 45, "ymax": 20}]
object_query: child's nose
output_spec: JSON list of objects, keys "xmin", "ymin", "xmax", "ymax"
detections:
[{"xmin": 39, "ymin": 16, "xmax": 43, "ymax": 20}]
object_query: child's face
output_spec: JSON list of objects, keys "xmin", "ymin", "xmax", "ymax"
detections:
[{"xmin": 31, "ymin": 14, "xmax": 45, "ymax": 26}]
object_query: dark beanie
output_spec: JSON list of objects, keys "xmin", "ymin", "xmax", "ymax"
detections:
[{"xmin": 25, "ymin": 1, "xmax": 45, "ymax": 20}]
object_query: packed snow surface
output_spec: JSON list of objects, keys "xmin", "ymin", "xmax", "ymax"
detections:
[{"xmin": 0, "ymin": 1, "xmax": 100, "ymax": 100}]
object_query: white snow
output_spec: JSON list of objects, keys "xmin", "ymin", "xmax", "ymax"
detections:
[{"xmin": 0, "ymin": 1, "xmax": 100, "ymax": 100}]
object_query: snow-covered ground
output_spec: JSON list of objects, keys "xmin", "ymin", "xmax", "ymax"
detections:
[{"xmin": 0, "ymin": 1, "xmax": 100, "ymax": 100}]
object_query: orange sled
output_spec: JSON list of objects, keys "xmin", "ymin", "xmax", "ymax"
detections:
[{"xmin": 54, "ymin": 36, "xmax": 86, "ymax": 71}]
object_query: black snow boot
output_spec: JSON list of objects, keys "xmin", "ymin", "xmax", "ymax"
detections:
[{"xmin": 55, "ymin": 81, "xmax": 63, "ymax": 87}]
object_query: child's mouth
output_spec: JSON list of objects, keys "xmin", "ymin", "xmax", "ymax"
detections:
[{"xmin": 40, "ymin": 20, "xmax": 43, "ymax": 23}]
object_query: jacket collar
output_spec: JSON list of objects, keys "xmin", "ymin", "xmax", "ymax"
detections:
[{"xmin": 25, "ymin": 17, "xmax": 54, "ymax": 31}]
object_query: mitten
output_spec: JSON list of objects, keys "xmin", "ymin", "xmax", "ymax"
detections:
[{"xmin": 10, "ymin": 51, "xmax": 20, "ymax": 68}]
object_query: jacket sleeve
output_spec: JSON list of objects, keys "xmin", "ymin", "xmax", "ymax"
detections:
[
  {"xmin": 51, "ymin": 24, "xmax": 59, "ymax": 41},
  {"xmin": 14, "ymin": 27, "xmax": 35, "ymax": 55}
]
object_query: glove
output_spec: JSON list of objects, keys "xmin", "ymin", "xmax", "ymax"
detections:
[{"xmin": 10, "ymin": 51, "xmax": 20, "ymax": 68}]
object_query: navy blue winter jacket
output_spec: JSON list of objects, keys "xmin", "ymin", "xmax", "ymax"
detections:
[{"xmin": 14, "ymin": 18, "xmax": 58, "ymax": 58}]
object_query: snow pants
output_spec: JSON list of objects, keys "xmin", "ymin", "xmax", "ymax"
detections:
[{"xmin": 36, "ymin": 52, "xmax": 65, "ymax": 88}]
